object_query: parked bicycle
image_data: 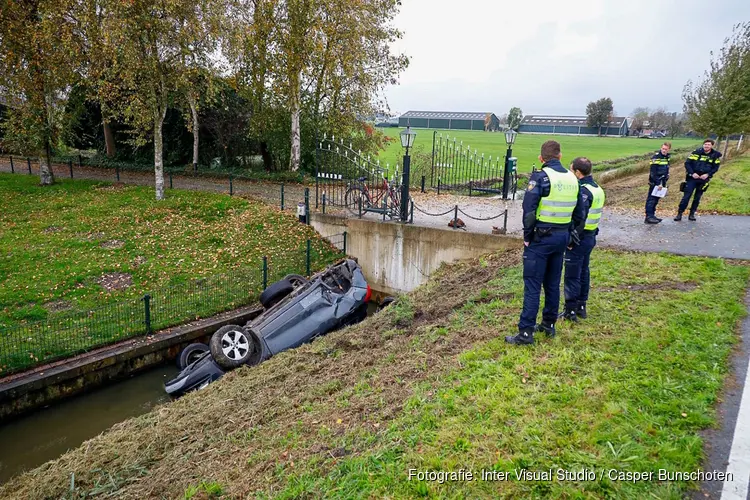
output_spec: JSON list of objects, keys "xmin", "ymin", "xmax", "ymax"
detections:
[{"xmin": 344, "ymin": 166, "xmax": 408, "ymax": 219}]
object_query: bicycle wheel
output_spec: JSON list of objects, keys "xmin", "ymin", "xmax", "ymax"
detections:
[
  {"xmin": 387, "ymin": 188, "xmax": 402, "ymax": 220},
  {"xmin": 344, "ymin": 187, "xmax": 367, "ymax": 216}
]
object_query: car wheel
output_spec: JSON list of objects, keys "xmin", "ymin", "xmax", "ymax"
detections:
[
  {"xmin": 379, "ymin": 296, "xmax": 396, "ymax": 310},
  {"xmin": 177, "ymin": 342, "xmax": 209, "ymax": 369},
  {"xmin": 210, "ymin": 325, "xmax": 256, "ymax": 370},
  {"xmin": 259, "ymin": 279, "xmax": 295, "ymax": 309}
]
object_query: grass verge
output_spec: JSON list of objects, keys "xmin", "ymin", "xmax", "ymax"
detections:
[{"xmin": 1, "ymin": 249, "xmax": 746, "ymax": 499}]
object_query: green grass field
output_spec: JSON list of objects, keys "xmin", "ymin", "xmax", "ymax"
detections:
[
  {"xmin": 375, "ymin": 127, "xmax": 701, "ymax": 173},
  {"xmin": 0, "ymin": 174, "xmax": 341, "ymax": 373}
]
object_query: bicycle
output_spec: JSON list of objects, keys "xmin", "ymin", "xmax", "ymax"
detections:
[{"xmin": 344, "ymin": 166, "xmax": 405, "ymax": 219}]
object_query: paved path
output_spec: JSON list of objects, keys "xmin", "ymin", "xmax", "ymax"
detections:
[{"xmin": 2, "ymin": 160, "xmax": 747, "ymax": 260}]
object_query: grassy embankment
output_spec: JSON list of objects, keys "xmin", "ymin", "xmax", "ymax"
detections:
[
  {"xmin": 2, "ymin": 249, "xmax": 746, "ymax": 499},
  {"xmin": 0, "ymin": 174, "xmax": 340, "ymax": 372},
  {"xmin": 606, "ymin": 151, "xmax": 750, "ymax": 216}
]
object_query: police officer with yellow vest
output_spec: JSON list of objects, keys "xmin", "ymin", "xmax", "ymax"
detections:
[
  {"xmin": 675, "ymin": 139, "xmax": 722, "ymax": 221},
  {"xmin": 506, "ymin": 141, "xmax": 586, "ymax": 345},
  {"xmin": 562, "ymin": 157, "xmax": 604, "ymax": 322}
]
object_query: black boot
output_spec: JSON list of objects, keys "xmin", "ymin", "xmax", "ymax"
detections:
[
  {"xmin": 505, "ymin": 328, "xmax": 534, "ymax": 345},
  {"xmin": 562, "ymin": 305, "xmax": 578, "ymax": 322},
  {"xmin": 577, "ymin": 303, "xmax": 587, "ymax": 319},
  {"xmin": 688, "ymin": 211, "xmax": 697, "ymax": 221},
  {"xmin": 537, "ymin": 321, "xmax": 556, "ymax": 338},
  {"xmin": 674, "ymin": 211, "xmax": 683, "ymax": 221},
  {"xmin": 645, "ymin": 216, "xmax": 660, "ymax": 224}
]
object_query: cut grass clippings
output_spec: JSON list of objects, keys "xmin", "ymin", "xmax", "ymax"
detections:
[{"xmin": 1, "ymin": 249, "xmax": 746, "ymax": 499}]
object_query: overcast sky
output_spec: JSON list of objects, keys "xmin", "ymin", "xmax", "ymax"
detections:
[{"xmin": 384, "ymin": 0, "xmax": 750, "ymax": 117}]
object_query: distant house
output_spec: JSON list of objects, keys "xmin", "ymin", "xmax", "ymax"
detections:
[
  {"xmin": 519, "ymin": 115, "xmax": 629, "ymax": 136},
  {"xmin": 398, "ymin": 111, "xmax": 500, "ymax": 131}
]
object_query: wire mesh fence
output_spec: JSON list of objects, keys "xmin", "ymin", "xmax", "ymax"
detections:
[{"xmin": 0, "ymin": 235, "xmax": 347, "ymax": 377}]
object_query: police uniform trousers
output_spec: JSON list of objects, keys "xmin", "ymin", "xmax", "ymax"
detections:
[
  {"xmin": 678, "ymin": 178, "xmax": 708, "ymax": 213},
  {"xmin": 518, "ymin": 228, "xmax": 569, "ymax": 331},
  {"xmin": 563, "ymin": 231, "xmax": 597, "ymax": 309},
  {"xmin": 645, "ymin": 185, "xmax": 662, "ymax": 218}
]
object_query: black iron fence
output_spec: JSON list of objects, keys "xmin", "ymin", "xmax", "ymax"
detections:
[
  {"xmin": 315, "ymin": 134, "xmax": 407, "ymax": 220},
  {"xmin": 0, "ymin": 235, "xmax": 347, "ymax": 376},
  {"xmin": 430, "ymin": 131, "xmax": 511, "ymax": 196}
]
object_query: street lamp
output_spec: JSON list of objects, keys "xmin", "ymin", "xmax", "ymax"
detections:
[
  {"xmin": 399, "ymin": 126, "xmax": 416, "ymax": 222},
  {"xmin": 502, "ymin": 129, "xmax": 518, "ymax": 199}
]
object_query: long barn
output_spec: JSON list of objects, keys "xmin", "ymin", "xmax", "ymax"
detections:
[
  {"xmin": 519, "ymin": 115, "xmax": 629, "ymax": 136},
  {"xmin": 398, "ymin": 111, "xmax": 500, "ymax": 131}
]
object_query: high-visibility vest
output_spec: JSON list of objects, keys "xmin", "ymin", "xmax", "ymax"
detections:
[
  {"xmin": 583, "ymin": 183, "xmax": 605, "ymax": 231},
  {"xmin": 536, "ymin": 167, "xmax": 579, "ymax": 224}
]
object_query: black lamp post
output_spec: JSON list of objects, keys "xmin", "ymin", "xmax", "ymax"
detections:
[
  {"xmin": 399, "ymin": 126, "xmax": 416, "ymax": 222},
  {"xmin": 502, "ymin": 128, "xmax": 518, "ymax": 200}
]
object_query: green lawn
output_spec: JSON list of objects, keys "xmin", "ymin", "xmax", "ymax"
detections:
[
  {"xmin": 0, "ymin": 174, "xmax": 341, "ymax": 373},
  {"xmin": 376, "ymin": 127, "xmax": 700, "ymax": 173},
  {"xmin": 6, "ymin": 249, "xmax": 747, "ymax": 499}
]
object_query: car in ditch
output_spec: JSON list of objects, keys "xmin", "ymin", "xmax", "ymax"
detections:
[{"xmin": 164, "ymin": 258, "xmax": 372, "ymax": 398}]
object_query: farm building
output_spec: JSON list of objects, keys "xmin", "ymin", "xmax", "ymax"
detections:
[
  {"xmin": 519, "ymin": 115, "xmax": 629, "ymax": 136},
  {"xmin": 398, "ymin": 111, "xmax": 501, "ymax": 131}
]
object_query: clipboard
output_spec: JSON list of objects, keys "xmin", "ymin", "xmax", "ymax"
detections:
[{"xmin": 651, "ymin": 186, "xmax": 667, "ymax": 198}]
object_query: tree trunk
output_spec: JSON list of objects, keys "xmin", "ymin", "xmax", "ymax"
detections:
[
  {"xmin": 723, "ymin": 136, "xmax": 730, "ymax": 157},
  {"xmin": 289, "ymin": 75, "xmax": 301, "ymax": 172},
  {"xmin": 188, "ymin": 93, "xmax": 199, "ymax": 167},
  {"xmin": 598, "ymin": 125, "xmax": 602, "ymax": 137},
  {"xmin": 154, "ymin": 108, "xmax": 167, "ymax": 200},
  {"xmin": 39, "ymin": 140, "xmax": 55, "ymax": 186},
  {"xmin": 103, "ymin": 120, "xmax": 116, "ymax": 157},
  {"xmin": 738, "ymin": 134, "xmax": 744, "ymax": 151}
]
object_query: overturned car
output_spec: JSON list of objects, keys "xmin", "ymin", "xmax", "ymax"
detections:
[{"xmin": 165, "ymin": 259, "xmax": 371, "ymax": 397}]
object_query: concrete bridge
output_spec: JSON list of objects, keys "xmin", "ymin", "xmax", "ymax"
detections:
[{"xmin": 311, "ymin": 213, "xmax": 516, "ymax": 295}]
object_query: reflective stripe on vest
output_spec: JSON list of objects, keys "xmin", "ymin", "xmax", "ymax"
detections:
[
  {"xmin": 583, "ymin": 183, "xmax": 606, "ymax": 231},
  {"xmin": 536, "ymin": 167, "xmax": 579, "ymax": 224}
]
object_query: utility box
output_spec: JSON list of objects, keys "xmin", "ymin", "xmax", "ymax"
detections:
[{"xmin": 508, "ymin": 157, "xmax": 518, "ymax": 172}]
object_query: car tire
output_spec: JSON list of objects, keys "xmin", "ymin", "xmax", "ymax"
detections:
[
  {"xmin": 259, "ymin": 279, "xmax": 295, "ymax": 309},
  {"xmin": 379, "ymin": 296, "xmax": 396, "ymax": 310},
  {"xmin": 210, "ymin": 325, "xmax": 256, "ymax": 370},
  {"xmin": 177, "ymin": 342, "xmax": 209, "ymax": 369}
]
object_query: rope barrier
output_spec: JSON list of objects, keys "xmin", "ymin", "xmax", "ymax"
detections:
[
  {"xmin": 411, "ymin": 202, "xmax": 456, "ymax": 217},
  {"xmin": 457, "ymin": 207, "xmax": 508, "ymax": 221}
]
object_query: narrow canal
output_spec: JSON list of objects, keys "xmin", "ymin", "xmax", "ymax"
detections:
[
  {"xmin": 0, "ymin": 364, "xmax": 179, "ymax": 484},
  {"xmin": 0, "ymin": 300, "xmax": 385, "ymax": 484}
]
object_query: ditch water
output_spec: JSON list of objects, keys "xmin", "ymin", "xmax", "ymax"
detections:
[
  {"xmin": 0, "ymin": 364, "xmax": 179, "ymax": 484},
  {"xmin": 0, "ymin": 299, "xmax": 385, "ymax": 485}
]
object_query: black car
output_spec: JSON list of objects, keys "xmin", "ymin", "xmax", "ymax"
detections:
[{"xmin": 165, "ymin": 259, "xmax": 372, "ymax": 397}]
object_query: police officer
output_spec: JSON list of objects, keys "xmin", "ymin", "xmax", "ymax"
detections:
[
  {"xmin": 675, "ymin": 139, "xmax": 721, "ymax": 221},
  {"xmin": 506, "ymin": 140, "xmax": 585, "ymax": 345},
  {"xmin": 563, "ymin": 157, "xmax": 604, "ymax": 322},
  {"xmin": 645, "ymin": 142, "xmax": 671, "ymax": 224}
]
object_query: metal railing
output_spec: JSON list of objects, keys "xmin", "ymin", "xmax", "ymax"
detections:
[{"xmin": 0, "ymin": 235, "xmax": 347, "ymax": 376}]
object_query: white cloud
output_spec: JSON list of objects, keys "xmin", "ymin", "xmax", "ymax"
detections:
[{"xmin": 385, "ymin": 0, "xmax": 750, "ymax": 116}]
